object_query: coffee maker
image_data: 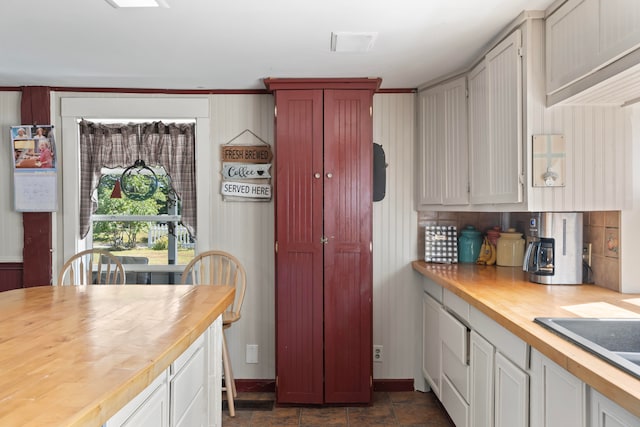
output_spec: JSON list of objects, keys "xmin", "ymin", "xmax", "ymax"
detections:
[{"xmin": 523, "ymin": 212, "xmax": 583, "ymax": 285}]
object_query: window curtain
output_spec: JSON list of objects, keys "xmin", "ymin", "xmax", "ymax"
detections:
[{"xmin": 78, "ymin": 120, "xmax": 196, "ymax": 239}]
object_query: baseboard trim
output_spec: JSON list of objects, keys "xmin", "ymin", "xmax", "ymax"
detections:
[
  {"xmin": 235, "ymin": 379, "xmax": 276, "ymax": 393},
  {"xmin": 373, "ymin": 379, "xmax": 414, "ymax": 392},
  {"xmin": 235, "ymin": 379, "xmax": 414, "ymax": 393}
]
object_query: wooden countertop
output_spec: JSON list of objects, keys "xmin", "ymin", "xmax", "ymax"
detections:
[
  {"xmin": 412, "ymin": 261, "xmax": 640, "ymax": 418},
  {"xmin": 0, "ymin": 285, "xmax": 235, "ymax": 427}
]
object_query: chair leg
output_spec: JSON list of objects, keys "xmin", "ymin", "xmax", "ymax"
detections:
[{"xmin": 222, "ymin": 331, "xmax": 235, "ymax": 417}]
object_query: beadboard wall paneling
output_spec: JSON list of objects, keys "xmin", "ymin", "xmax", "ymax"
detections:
[
  {"xmin": 0, "ymin": 91, "xmax": 24, "ymax": 262},
  {"xmin": 528, "ymin": 105, "xmax": 632, "ymax": 211},
  {"xmin": 209, "ymin": 94, "xmax": 276, "ymax": 380},
  {"xmin": 372, "ymin": 94, "xmax": 422, "ymax": 383}
]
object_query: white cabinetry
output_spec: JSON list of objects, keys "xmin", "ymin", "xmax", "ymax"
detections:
[
  {"xmin": 440, "ymin": 308, "xmax": 470, "ymax": 427},
  {"xmin": 105, "ymin": 371, "xmax": 169, "ymax": 427},
  {"xmin": 469, "ymin": 305, "xmax": 529, "ymax": 427},
  {"xmin": 530, "ymin": 349, "xmax": 586, "ymax": 427},
  {"xmin": 469, "ymin": 331, "xmax": 493, "ymax": 427},
  {"xmin": 417, "ymin": 76, "xmax": 468, "ymax": 207},
  {"xmin": 590, "ymin": 388, "xmax": 640, "ymax": 427},
  {"xmin": 494, "ymin": 352, "xmax": 528, "ymax": 427},
  {"xmin": 422, "ymin": 291, "xmax": 442, "ymax": 397},
  {"xmin": 469, "ymin": 29, "xmax": 523, "ymax": 204},
  {"xmin": 106, "ymin": 317, "xmax": 222, "ymax": 427},
  {"xmin": 546, "ymin": 0, "xmax": 640, "ymax": 103}
]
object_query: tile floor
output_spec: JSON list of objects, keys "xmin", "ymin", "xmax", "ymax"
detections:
[{"xmin": 222, "ymin": 391, "xmax": 455, "ymax": 426}]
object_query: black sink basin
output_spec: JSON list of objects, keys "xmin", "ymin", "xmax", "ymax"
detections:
[{"xmin": 534, "ymin": 317, "xmax": 640, "ymax": 379}]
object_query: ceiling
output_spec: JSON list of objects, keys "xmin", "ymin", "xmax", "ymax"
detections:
[{"xmin": 1, "ymin": 0, "xmax": 556, "ymax": 91}]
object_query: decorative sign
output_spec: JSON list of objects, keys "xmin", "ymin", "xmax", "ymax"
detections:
[
  {"xmin": 533, "ymin": 134, "xmax": 565, "ymax": 187},
  {"xmin": 220, "ymin": 129, "xmax": 273, "ymax": 202},
  {"xmin": 221, "ymin": 145, "xmax": 273, "ymax": 164},
  {"xmin": 222, "ymin": 163, "xmax": 271, "ymax": 180},
  {"xmin": 221, "ymin": 181, "xmax": 272, "ymax": 199}
]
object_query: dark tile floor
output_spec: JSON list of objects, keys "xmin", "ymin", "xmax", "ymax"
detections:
[{"xmin": 222, "ymin": 391, "xmax": 455, "ymax": 426}]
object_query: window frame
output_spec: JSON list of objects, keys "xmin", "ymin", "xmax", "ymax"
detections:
[{"xmin": 59, "ymin": 97, "xmax": 211, "ymax": 279}]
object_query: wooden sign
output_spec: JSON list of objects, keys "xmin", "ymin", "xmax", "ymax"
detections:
[
  {"xmin": 221, "ymin": 145, "xmax": 273, "ymax": 163},
  {"xmin": 222, "ymin": 163, "xmax": 271, "ymax": 180},
  {"xmin": 221, "ymin": 181, "xmax": 272, "ymax": 199}
]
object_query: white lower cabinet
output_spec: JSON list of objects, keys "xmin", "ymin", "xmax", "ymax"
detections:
[
  {"xmin": 470, "ymin": 331, "xmax": 493, "ymax": 427},
  {"xmin": 440, "ymin": 307, "xmax": 471, "ymax": 427},
  {"xmin": 422, "ymin": 291, "xmax": 443, "ymax": 397},
  {"xmin": 105, "ymin": 371, "xmax": 169, "ymax": 427},
  {"xmin": 530, "ymin": 349, "xmax": 586, "ymax": 427},
  {"xmin": 170, "ymin": 334, "xmax": 207, "ymax": 427},
  {"xmin": 590, "ymin": 388, "xmax": 640, "ymax": 427},
  {"xmin": 494, "ymin": 352, "xmax": 528, "ymax": 427},
  {"xmin": 106, "ymin": 316, "xmax": 222, "ymax": 427}
]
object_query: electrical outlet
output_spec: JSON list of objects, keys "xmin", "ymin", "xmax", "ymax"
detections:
[
  {"xmin": 373, "ymin": 345, "xmax": 383, "ymax": 363},
  {"xmin": 583, "ymin": 243, "xmax": 592, "ymax": 267},
  {"xmin": 246, "ymin": 344, "xmax": 258, "ymax": 364}
]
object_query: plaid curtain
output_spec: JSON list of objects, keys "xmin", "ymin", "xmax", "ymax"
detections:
[{"xmin": 78, "ymin": 120, "xmax": 196, "ymax": 239}]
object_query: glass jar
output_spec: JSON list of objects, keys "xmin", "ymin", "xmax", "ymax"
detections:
[
  {"xmin": 458, "ymin": 225, "xmax": 483, "ymax": 263},
  {"xmin": 496, "ymin": 228, "xmax": 525, "ymax": 267}
]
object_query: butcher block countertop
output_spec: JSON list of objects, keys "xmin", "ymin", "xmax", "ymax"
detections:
[
  {"xmin": 412, "ymin": 261, "xmax": 640, "ymax": 418},
  {"xmin": 0, "ymin": 284, "xmax": 235, "ymax": 427}
]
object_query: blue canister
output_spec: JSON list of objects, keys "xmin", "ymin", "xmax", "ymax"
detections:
[{"xmin": 458, "ymin": 225, "xmax": 483, "ymax": 263}]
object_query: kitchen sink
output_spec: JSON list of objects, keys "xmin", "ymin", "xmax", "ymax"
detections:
[{"xmin": 534, "ymin": 317, "xmax": 640, "ymax": 380}]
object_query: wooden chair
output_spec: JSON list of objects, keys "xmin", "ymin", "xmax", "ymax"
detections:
[
  {"xmin": 181, "ymin": 250, "xmax": 247, "ymax": 417},
  {"xmin": 58, "ymin": 249, "xmax": 126, "ymax": 286}
]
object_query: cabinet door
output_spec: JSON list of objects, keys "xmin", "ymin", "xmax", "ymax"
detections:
[
  {"xmin": 470, "ymin": 331, "xmax": 494, "ymax": 427},
  {"xmin": 590, "ymin": 388, "xmax": 640, "ymax": 427},
  {"xmin": 530, "ymin": 349, "xmax": 585, "ymax": 427},
  {"xmin": 441, "ymin": 77, "xmax": 469, "ymax": 205},
  {"xmin": 546, "ymin": 0, "xmax": 598, "ymax": 93},
  {"xmin": 323, "ymin": 89, "xmax": 373, "ymax": 403},
  {"xmin": 274, "ymin": 89, "xmax": 325, "ymax": 404},
  {"xmin": 417, "ymin": 88, "xmax": 442, "ymax": 205},
  {"xmin": 546, "ymin": 0, "xmax": 640, "ymax": 95},
  {"xmin": 171, "ymin": 343, "xmax": 206, "ymax": 427},
  {"xmin": 422, "ymin": 292, "xmax": 441, "ymax": 397},
  {"xmin": 468, "ymin": 60, "xmax": 491, "ymax": 204},
  {"xmin": 106, "ymin": 373, "xmax": 169, "ymax": 427},
  {"xmin": 486, "ymin": 29, "xmax": 523, "ymax": 204},
  {"xmin": 494, "ymin": 352, "xmax": 528, "ymax": 427},
  {"xmin": 416, "ymin": 77, "xmax": 468, "ymax": 206}
]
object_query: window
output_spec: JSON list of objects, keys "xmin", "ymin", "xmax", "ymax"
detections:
[
  {"xmin": 92, "ymin": 167, "xmax": 195, "ymax": 267},
  {"xmin": 59, "ymin": 97, "xmax": 211, "ymax": 282}
]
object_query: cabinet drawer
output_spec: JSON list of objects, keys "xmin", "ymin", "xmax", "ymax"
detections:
[
  {"xmin": 442, "ymin": 375, "xmax": 470, "ymax": 427},
  {"xmin": 470, "ymin": 306, "xmax": 528, "ymax": 370},
  {"xmin": 440, "ymin": 307, "xmax": 469, "ymax": 364},
  {"xmin": 443, "ymin": 343, "xmax": 470, "ymax": 402},
  {"xmin": 443, "ymin": 289, "xmax": 470, "ymax": 323},
  {"xmin": 172, "ymin": 333, "xmax": 205, "ymax": 375},
  {"xmin": 423, "ymin": 278, "xmax": 443, "ymax": 303}
]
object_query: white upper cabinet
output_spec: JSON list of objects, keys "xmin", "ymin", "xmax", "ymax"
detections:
[
  {"xmin": 417, "ymin": 76, "xmax": 468, "ymax": 207},
  {"xmin": 546, "ymin": 0, "xmax": 640, "ymax": 104},
  {"xmin": 469, "ymin": 29, "xmax": 523, "ymax": 205}
]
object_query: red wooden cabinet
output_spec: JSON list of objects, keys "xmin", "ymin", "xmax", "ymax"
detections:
[{"xmin": 265, "ymin": 78, "xmax": 379, "ymax": 404}]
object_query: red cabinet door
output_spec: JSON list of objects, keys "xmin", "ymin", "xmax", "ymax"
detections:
[
  {"xmin": 323, "ymin": 89, "xmax": 373, "ymax": 403},
  {"xmin": 274, "ymin": 87, "xmax": 373, "ymax": 404},
  {"xmin": 275, "ymin": 89, "xmax": 325, "ymax": 404}
]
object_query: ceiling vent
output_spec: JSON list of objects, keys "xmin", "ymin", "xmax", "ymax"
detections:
[
  {"xmin": 105, "ymin": 0, "xmax": 168, "ymax": 8},
  {"xmin": 330, "ymin": 32, "xmax": 378, "ymax": 53}
]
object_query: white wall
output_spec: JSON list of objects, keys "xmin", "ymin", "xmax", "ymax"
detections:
[
  {"xmin": 0, "ymin": 91, "xmax": 24, "ymax": 262},
  {"xmin": 372, "ymin": 94, "xmax": 423, "ymax": 384},
  {"xmin": 621, "ymin": 105, "xmax": 640, "ymax": 293}
]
